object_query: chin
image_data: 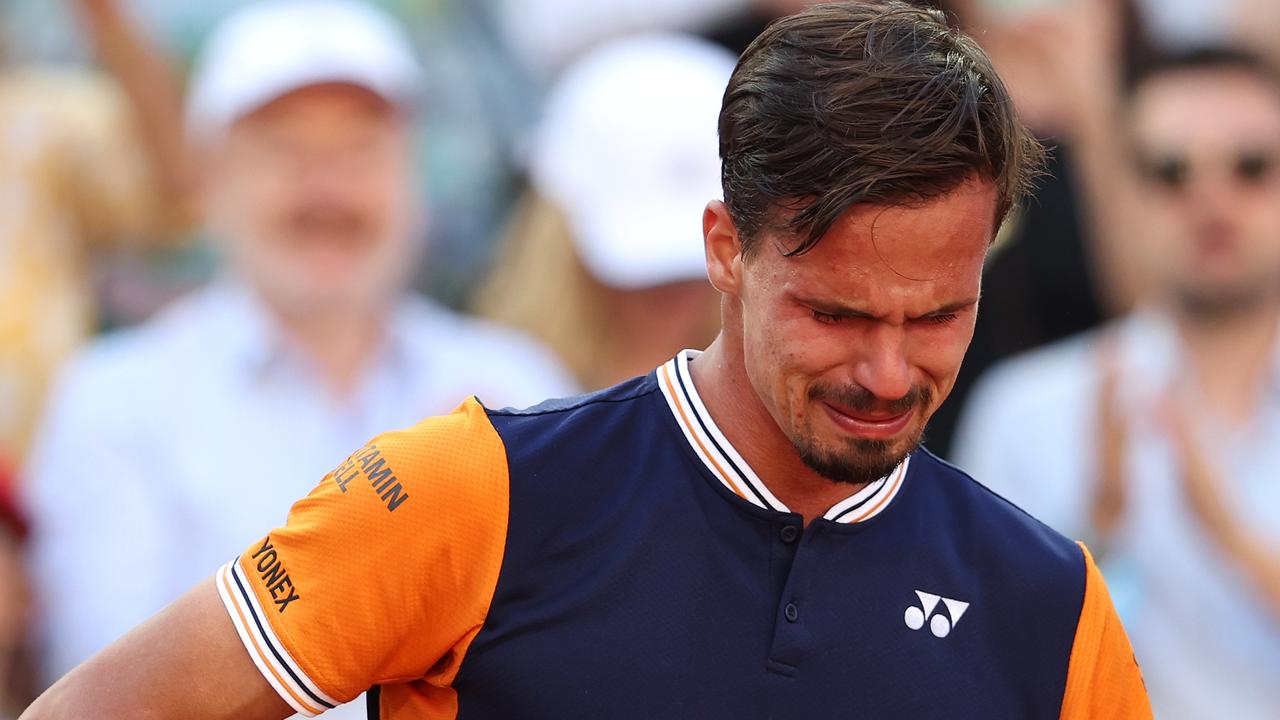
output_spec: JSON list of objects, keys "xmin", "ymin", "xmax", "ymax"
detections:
[
  {"xmin": 265, "ymin": 279, "xmax": 370, "ymax": 315},
  {"xmin": 796, "ymin": 425, "xmax": 924, "ymax": 486}
]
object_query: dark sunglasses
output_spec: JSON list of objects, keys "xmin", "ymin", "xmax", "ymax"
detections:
[{"xmin": 1136, "ymin": 149, "xmax": 1278, "ymax": 191}]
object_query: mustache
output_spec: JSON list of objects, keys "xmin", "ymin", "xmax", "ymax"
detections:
[
  {"xmin": 284, "ymin": 206, "xmax": 370, "ymax": 237},
  {"xmin": 808, "ymin": 381, "xmax": 932, "ymax": 415}
]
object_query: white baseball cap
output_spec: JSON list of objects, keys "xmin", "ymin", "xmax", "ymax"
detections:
[
  {"xmin": 185, "ymin": 0, "xmax": 423, "ymax": 140},
  {"xmin": 530, "ymin": 34, "xmax": 736, "ymax": 290}
]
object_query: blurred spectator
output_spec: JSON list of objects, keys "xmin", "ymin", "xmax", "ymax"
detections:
[
  {"xmin": 474, "ymin": 34, "xmax": 729, "ymax": 389},
  {"xmin": 3, "ymin": 0, "xmax": 555, "ymax": 313},
  {"xmin": 0, "ymin": 0, "xmax": 191, "ymax": 465},
  {"xmin": 0, "ymin": 458, "xmax": 31, "ymax": 718},
  {"xmin": 702, "ymin": 0, "xmax": 833, "ymax": 54},
  {"xmin": 496, "ymin": 0, "xmax": 747, "ymax": 79},
  {"xmin": 923, "ymin": 0, "xmax": 1280, "ymax": 457},
  {"xmin": 954, "ymin": 47, "xmax": 1280, "ymax": 719},
  {"xmin": 23, "ymin": 0, "xmax": 575, "ymax": 706},
  {"xmin": 913, "ymin": 0, "xmax": 1158, "ymax": 457},
  {"xmin": 497, "ymin": 0, "xmax": 857, "ymax": 80}
]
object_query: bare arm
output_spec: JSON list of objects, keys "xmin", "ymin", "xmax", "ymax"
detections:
[
  {"xmin": 21, "ymin": 578, "xmax": 292, "ymax": 720},
  {"xmin": 75, "ymin": 0, "xmax": 197, "ymax": 229},
  {"xmin": 1090, "ymin": 336, "xmax": 1129, "ymax": 551},
  {"xmin": 1184, "ymin": 480, "xmax": 1280, "ymax": 621},
  {"xmin": 1168, "ymin": 410, "xmax": 1280, "ymax": 622}
]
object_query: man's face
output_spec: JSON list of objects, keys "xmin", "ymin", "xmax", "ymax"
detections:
[
  {"xmin": 731, "ymin": 179, "xmax": 995, "ymax": 484},
  {"xmin": 204, "ymin": 83, "xmax": 417, "ymax": 314},
  {"xmin": 1131, "ymin": 70, "xmax": 1280, "ymax": 316}
]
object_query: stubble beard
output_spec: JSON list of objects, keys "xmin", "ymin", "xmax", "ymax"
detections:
[
  {"xmin": 793, "ymin": 424, "xmax": 924, "ymax": 486},
  {"xmin": 790, "ymin": 381, "xmax": 932, "ymax": 486},
  {"xmin": 1173, "ymin": 279, "xmax": 1274, "ymax": 323}
]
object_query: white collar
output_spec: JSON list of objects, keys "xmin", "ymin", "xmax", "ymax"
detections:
[{"xmin": 657, "ymin": 350, "xmax": 909, "ymax": 523}]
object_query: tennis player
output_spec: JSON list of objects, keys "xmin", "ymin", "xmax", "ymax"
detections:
[{"xmin": 24, "ymin": 2, "xmax": 1151, "ymax": 718}]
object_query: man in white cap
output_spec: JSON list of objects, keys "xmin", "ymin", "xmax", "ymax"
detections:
[
  {"xmin": 23, "ymin": 0, "xmax": 576, "ymax": 706},
  {"xmin": 476, "ymin": 33, "xmax": 732, "ymax": 389},
  {"xmin": 23, "ymin": 4, "xmax": 1149, "ymax": 719}
]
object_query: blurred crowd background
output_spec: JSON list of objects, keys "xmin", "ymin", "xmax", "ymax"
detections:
[{"xmin": 1, "ymin": 0, "xmax": 1279, "ymax": 718}]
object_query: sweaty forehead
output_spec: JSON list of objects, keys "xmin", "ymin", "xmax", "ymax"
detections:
[{"xmin": 778, "ymin": 180, "xmax": 996, "ymax": 286}]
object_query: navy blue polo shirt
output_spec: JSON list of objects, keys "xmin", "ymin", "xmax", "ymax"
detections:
[{"xmin": 219, "ymin": 351, "xmax": 1150, "ymax": 719}]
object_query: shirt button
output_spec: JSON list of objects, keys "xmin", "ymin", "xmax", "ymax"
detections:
[
  {"xmin": 784, "ymin": 602, "xmax": 799, "ymax": 623},
  {"xmin": 779, "ymin": 525, "xmax": 800, "ymax": 544}
]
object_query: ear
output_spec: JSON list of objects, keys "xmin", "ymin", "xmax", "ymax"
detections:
[{"xmin": 703, "ymin": 200, "xmax": 744, "ymax": 297}]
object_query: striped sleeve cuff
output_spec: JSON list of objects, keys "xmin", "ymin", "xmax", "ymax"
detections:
[{"xmin": 216, "ymin": 558, "xmax": 339, "ymax": 716}]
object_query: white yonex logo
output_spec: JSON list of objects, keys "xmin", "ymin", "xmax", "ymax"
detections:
[{"xmin": 904, "ymin": 590, "xmax": 969, "ymax": 638}]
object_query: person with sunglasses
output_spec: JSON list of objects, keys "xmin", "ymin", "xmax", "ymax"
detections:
[
  {"xmin": 955, "ymin": 44, "xmax": 1280, "ymax": 720},
  {"xmin": 22, "ymin": 3, "xmax": 1151, "ymax": 718}
]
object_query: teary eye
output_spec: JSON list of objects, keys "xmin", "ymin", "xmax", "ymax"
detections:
[
  {"xmin": 811, "ymin": 309, "xmax": 843, "ymax": 325},
  {"xmin": 921, "ymin": 313, "xmax": 958, "ymax": 326}
]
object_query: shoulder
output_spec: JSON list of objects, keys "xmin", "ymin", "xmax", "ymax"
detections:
[
  {"xmin": 486, "ymin": 373, "xmax": 661, "ymax": 428},
  {"xmin": 905, "ymin": 453, "xmax": 1089, "ymax": 673},
  {"xmin": 477, "ymin": 375, "xmax": 673, "ymax": 553},
  {"xmin": 909, "ymin": 450, "xmax": 1084, "ymax": 583},
  {"xmin": 481, "ymin": 374, "xmax": 664, "ymax": 476},
  {"xmin": 903, "ymin": 453, "xmax": 1127, "ymax": 713},
  {"xmin": 319, "ymin": 398, "xmax": 509, "ymax": 523},
  {"xmin": 222, "ymin": 401, "xmax": 512, "ymax": 704},
  {"xmin": 360, "ymin": 396, "xmax": 508, "ymax": 485}
]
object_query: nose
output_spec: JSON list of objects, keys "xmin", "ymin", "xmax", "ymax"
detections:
[
  {"xmin": 1185, "ymin": 170, "xmax": 1234, "ymax": 208},
  {"xmin": 851, "ymin": 323, "xmax": 912, "ymax": 401},
  {"xmin": 298, "ymin": 156, "xmax": 357, "ymax": 200}
]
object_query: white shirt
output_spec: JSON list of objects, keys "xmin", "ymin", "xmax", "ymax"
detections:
[
  {"xmin": 24, "ymin": 280, "xmax": 579, "ymax": 712},
  {"xmin": 952, "ymin": 311, "xmax": 1280, "ymax": 720}
]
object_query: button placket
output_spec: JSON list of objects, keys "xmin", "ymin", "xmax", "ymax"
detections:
[
  {"xmin": 779, "ymin": 524, "xmax": 800, "ymax": 544},
  {"xmin": 766, "ymin": 521, "xmax": 816, "ymax": 675},
  {"xmin": 783, "ymin": 601, "xmax": 799, "ymax": 622}
]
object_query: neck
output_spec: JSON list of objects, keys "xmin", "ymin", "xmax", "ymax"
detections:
[
  {"xmin": 270, "ymin": 297, "xmax": 388, "ymax": 400},
  {"xmin": 1172, "ymin": 296, "xmax": 1279, "ymax": 424},
  {"xmin": 691, "ymin": 334, "xmax": 870, "ymax": 524}
]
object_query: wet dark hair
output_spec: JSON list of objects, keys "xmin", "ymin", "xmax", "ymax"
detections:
[{"xmin": 718, "ymin": 0, "xmax": 1043, "ymax": 257}]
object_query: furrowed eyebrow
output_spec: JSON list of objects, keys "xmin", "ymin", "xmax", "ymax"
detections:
[
  {"xmin": 798, "ymin": 296, "xmax": 979, "ymax": 321},
  {"xmin": 921, "ymin": 298, "xmax": 980, "ymax": 317},
  {"xmin": 804, "ymin": 299, "xmax": 879, "ymax": 320}
]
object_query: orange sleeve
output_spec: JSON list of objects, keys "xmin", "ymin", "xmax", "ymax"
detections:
[
  {"xmin": 1059, "ymin": 542, "xmax": 1153, "ymax": 720},
  {"xmin": 215, "ymin": 398, "xmax": 509, "ymax": 716}
]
